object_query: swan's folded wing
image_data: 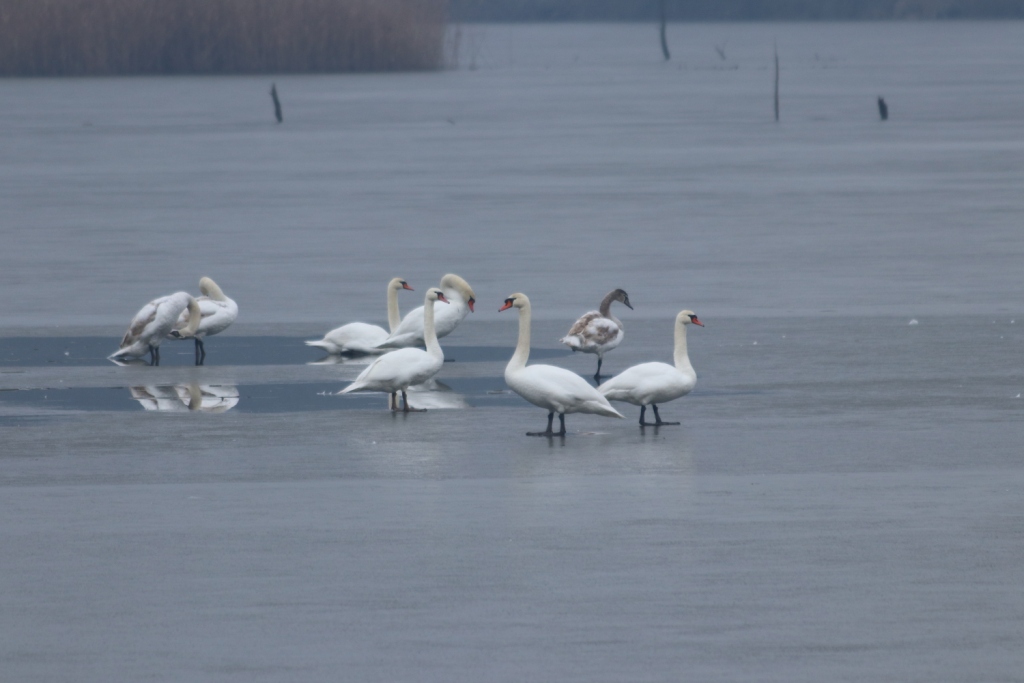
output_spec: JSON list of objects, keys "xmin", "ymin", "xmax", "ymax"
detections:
[
  {"xmin": 518, "ymin": 365, "xmax": 603, "ymax": 405},
  {"xmin": 350, "ymin": 353, "xmax": 390, "ymax": 383},
  {"xmin": 599, "ymin": 363, "xmax": 666, "ymax": 398},
  {"xmin": 583, "ymin": 317, "xmax": 621, "ymax": 345},
  {"xmin": 563, "ymin": 311, "xmax": 600, "ymax": 340},
  {"xmin": 375, "ymin": 332, "xmax": 421, "ymax": 349},
  {"xmin": 121, "ymin": 302, "xmax": 158, "ymax": 347}
]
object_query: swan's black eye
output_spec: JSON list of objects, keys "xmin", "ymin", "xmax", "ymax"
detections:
[
  {"xmin": 505, "ymin": 298, "xmax": 514, "ymax": 305},
  {"xmin": 689, "ymin": 314, "xmax": 696, "ymax": 320},
  {"xmin": 469, "ymin": 298, "xmax": 476, "ymax": 304}
]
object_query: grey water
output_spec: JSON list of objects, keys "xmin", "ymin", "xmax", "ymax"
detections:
[{"xmin": 2, "ymin": 22, "xmax": 1024, "ymax": 683}]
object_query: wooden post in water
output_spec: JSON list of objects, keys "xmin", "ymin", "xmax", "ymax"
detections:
[
  {"xmin": 877, "ymin": 96, "xmax": 888, "ymax": 121},
  {"xmin": 270, "ymin": 83, "xmax": 283, "ymax": 124},
  {"xmin": 659, "ymin": 0, "xmax": 670, "ymax": 61},
  {"xmin": 773, "ymin": 43, "xmax": 780, "ymax": 122}
]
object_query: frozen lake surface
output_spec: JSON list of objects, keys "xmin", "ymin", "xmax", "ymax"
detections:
[{"xmin": 2, "ymin": 22, "xmax": 1024, "ymax": 682}]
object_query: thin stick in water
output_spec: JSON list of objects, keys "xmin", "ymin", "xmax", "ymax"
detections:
[
  {"xmin": 773, "ymin": 43, "xmax": 780, "ymax": 122},
  {"xmin": 659, "ymin": 0, "xmax": 670, "ymax": 61},
  {"xmin": 271, "ymin": 83, "xmax": 283, "ymax": 124}
]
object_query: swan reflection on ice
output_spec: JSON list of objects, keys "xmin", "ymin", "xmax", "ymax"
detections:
[
  {"xmin": 401, "ymin": 379, "xmax": 470, "ymax": 410},
  {"xmin": 129, "ymin": 383, "xmax": 239, "ymax": 412}
]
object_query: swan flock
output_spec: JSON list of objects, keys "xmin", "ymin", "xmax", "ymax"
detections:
[{"xmin": 110, "ymin": 274, "xmax": 703, "ymax": 434}]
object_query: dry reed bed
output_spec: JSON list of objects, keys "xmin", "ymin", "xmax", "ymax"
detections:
[{"xmin": 0, "ymin": 0, "xmax": 447, "ymax": 76}]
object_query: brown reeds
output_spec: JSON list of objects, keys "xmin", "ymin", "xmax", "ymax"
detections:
[{"xmin": 0, "ymin": 0, "xmax": 447, "ymax": 76}]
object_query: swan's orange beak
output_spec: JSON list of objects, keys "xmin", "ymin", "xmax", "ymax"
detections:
[
  {"xmin": 437, "ymin": 293, "xmax": 450, "ymax": 304},
  {"xmin": 402, "ymin": 282, "xmax": 414, "ymax": 291},
  {"xmin": 691, "ymin": 316, "xmax": 704, "ymax": 327},
  {"xmin": 499, "ymin": 300, "xmax": 513, "ymax": 312},
  {"xmin": 467, "ymin": 298, "xmax": 475, "ymax": 312}
]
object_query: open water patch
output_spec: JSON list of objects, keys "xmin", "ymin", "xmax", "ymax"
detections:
[
  {"xmin": 0, "ymin": 337, "xmax": 568, "ymax": 368},
  {"xmin": 0, "ymin": 377, "xmax": 520, "ymax": 414}
]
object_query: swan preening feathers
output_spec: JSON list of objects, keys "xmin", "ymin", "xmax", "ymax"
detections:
[
  {"xmin": 306, "ymin": 277, "xmax": 414, "ymax": 355},
  {"xmin": 501, "ymin": 292, "xmax": 623, "ymax": 436},
  {"xmin": 338, "ymin": 287, "xmax": 450, "ymax": 412},
  {"xmin": 599, "ymin": 310, "xmax": 703, "ymax": 426},
  {"xmin": 110, "ymin": 291, "xmax": 201, "ymax": 366},
  {"xmin": 169, "ymin": 277, "xmax": 238, "ymax": 365},
  {"xmin": 560, "ymin": 288, "xmax": 633, "ymax": 380}
]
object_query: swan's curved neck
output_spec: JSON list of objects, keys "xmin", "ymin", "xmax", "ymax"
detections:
[
  {"xmin": 674, "ymin": 323, "xmax": 694, "ymax": 375},
  {"xmin": 598, "ymin": 292, "xmax": 617, "ymax": 317},
  {"xmin": 181, "ymin": 299, "xmax": 202, "ymax": 337},
  {"xmin": 598, "ymin": 292, "xmax": 622, "ymax": 327},
  {"xmin": 508, "ymin": 302, "xmax": 532, "ymax": 372},
  {"xmin": 386, "ymin": 284, "xmax": 402, "ymax": 333},
  {"xmin": 423, "ymin": 298, "xmax": 442, "ymax": 358},
  {"xmin": 203, "ymin": 282, "xmax": 227, "ymax": 302}
]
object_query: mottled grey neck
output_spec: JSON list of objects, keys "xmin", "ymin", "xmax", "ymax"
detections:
[{"xmin": 598, "ymin": 291, "xmax": 617, "ymax": 317}]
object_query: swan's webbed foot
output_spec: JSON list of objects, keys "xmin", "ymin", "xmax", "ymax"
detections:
[
  {"xmin": 639, "ymin": 405, "xmax": 679, "ymax": 427},
  {"xmin": 527, "ymin": 413, "xmax": 566, "ymax": 437},
  {"xmin": 401, "ymin": 390, "xmax": 427, "ymax": 413}
]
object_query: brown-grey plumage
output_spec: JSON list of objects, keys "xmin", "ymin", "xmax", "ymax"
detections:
[
  {"xmin": 559, "ymin": 288, "xmax": 633, "ymax": 381},
  {"xmin": 110, "ymin": 292, "xmax": 201, "ymax": 366}
]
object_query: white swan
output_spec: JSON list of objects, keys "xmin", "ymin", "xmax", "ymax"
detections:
[
  {"xmin": 599, "ymin": 310, "xmax": 704, "ymax": 426},
  {"xmin": 500, "ymin": 292, "xmax": 623, "ymax": 436},
  {"xmin": 560, "ymin": 288, "xmax": 633, "ymax": 380},
  {"xmin": 306, "ymin": 277, "xmax": 413, "ymax": 355},
  {"xmin": 338, "ymin": 288, "xmax": 450, "ymax": 411},
  {"xmin": 110, "ymin": 291, "xmax": 201, "ymax": 365},
  {"xmin": 376, "ymin": 273, "xmax": 475, "ymax": 349},
  {"xmin": 169, "ymin": 277, "xmax": 238, "ymax": 365}
]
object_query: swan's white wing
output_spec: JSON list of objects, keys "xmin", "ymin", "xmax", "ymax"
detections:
[
  {"xmin": 118, "ymin": 293, "xmax": 190, "ymax": 355},
  {"xmin": 385, "ymin": 304, "xmax": 426, "ymax": 341},
  {"xmin": 509, "ymin": 364, "xmax": 621, "ymax": 417},
  {"xmin": 172, "ymin": 296, "xmax": 238, "ymax": 338},
  {"xmin": 341, "ymin": 348, "xmax": 441, "ymax": 393},
  {"xmin": 599, "ymin": 362, "xmax": 691, "ymax": 405},
  {"xmin": 377, "ymin": 295, "xmax": 466, "ymax": 348},
  {"xmin": 121, "ymin": 301, "xmax": 159, "ymax": 348},
  {"xmin": 307, "ymin": 322, "xmax": 389, "ymax": 354}
]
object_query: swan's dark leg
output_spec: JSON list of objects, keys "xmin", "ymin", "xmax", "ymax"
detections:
[
  {"xmin": 195, "ymin": 338, "xmax": 206, "ymax": 366},
  {"xmin": 527, "ymin": 412, "xmax": 556, "ymax": 437},
  {"xmin": 389, "ymin": 392, "xmax": 398, "ymax": 411},
  {"xmin": 641, "ymin": 404, "xmax": 680, "ymax": 427},
  {"xmin": 149, "ymin": 345, "xmax": 160, "ymax": 366},
  {"xmin": 401, "ymin": 390, "xmax": 426, "ymax": 413},
  {"xmin": 556, "ymin": 413, "xmax": 566, "ymax": 436},
  {"xmin": 594, "ymin": 357, "xmax": 603, "ymax": 382}
]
